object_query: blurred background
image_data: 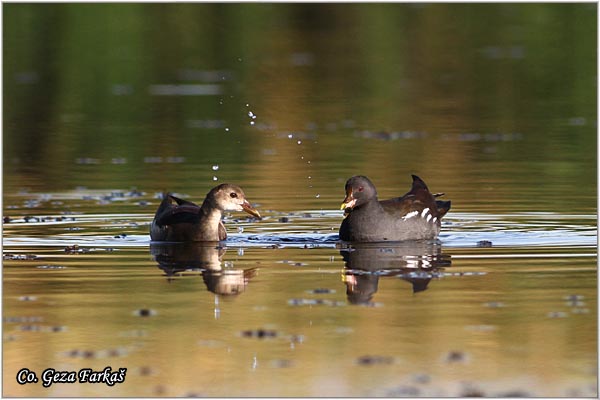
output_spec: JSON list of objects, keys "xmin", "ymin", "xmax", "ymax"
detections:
[{"xmin": 4, "ymin": 3, "xmax": 597, "ymax": 212}]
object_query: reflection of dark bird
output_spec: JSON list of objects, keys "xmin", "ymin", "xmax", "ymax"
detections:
[
  {"xmin": 341, "ymin": 242, "xmax": 451, "ymax": 304},
  {"xmin": 150, "ymin": 242, "xmax": 257, "ymax": 296},
  {"xmin": 340, "ymin": 175, "xmax": 451, "ymax": 242},
  {"xmin": 150, "ymin": 184, "xmax": 261, "ymax": 242}
]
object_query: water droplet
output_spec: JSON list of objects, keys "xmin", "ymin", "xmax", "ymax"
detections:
[
  {"xmin": 297, "ymin": 140, "xmax": 302, "ymax": 145},
  {"xmin": 213, "ymin": 176, "xmax": 218, "ymax": 181},
  {"xmin": 212, "ymin": 165, "xmax": 219, "ymax": 171}
]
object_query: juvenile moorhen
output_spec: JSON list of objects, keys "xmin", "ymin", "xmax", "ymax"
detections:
[
  {"xmin": 150, "ymin": 183, "xmax": 261, "ymax": 242},
  {"xmin": 339, "ymin": 175, "xmax": 451, "ymax": 242}
]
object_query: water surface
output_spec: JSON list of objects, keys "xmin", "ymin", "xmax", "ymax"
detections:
[{"xmin": 3, "ymin": 3, "xmax": 597, "ymax": 397}]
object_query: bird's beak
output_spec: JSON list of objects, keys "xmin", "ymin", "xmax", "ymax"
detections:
[
  {"xmin": 242, "ymin": 200, "xmax": 262, "ymax": 220},
  {"xmin": 340, "ymin": 192, "xmax": 356, "ymax": 211}
]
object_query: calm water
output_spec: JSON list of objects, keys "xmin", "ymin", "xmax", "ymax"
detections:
[{"xmin": 3, "ymin": 3, "xmax": 597, "ymax": 397}]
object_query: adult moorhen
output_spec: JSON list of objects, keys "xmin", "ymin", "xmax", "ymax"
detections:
[
  {"xmin": 339, "ymin": 175, "xmax": 451, "ymax": 242},
  {"xmin": 150, "ymin": 183, "xmax": 261, "ymax": 242}
]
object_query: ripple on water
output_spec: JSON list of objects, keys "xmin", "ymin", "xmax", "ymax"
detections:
[{"xmin": 2, "ymin": 211, "xmax": 596, "ymax": 250}]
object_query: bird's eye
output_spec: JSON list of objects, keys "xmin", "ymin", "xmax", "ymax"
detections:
[
  {"xmin": 230, "ymin": 192, "xmax": 238, "ymax": 198},
  {"xmin": 358, "ymin": 186, "xmax": 364, "ymax": 192}
]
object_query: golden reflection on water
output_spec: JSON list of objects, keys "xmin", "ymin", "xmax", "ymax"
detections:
[{"xmin": 3, "ymin": 242, "xmax": 597, "ymax": 397}]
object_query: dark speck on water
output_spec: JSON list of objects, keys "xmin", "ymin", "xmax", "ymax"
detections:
[
  {"xmin": 356, "ymin": 355, "xmax": 394, "ymax": 366},
  {"xmin": 134, "ymin": 309, "xmax": 156, "ymax": 317},
  {"xmin": 241, "ymin": 329, "xmax": 278, "ymax": 338},
  {"xmin": 445, "ymin": 350, "xmax": 468, "ymax": 363},
  {"xmin": 307, "ymin": 288, "xmax": 336, "ymax": 294}
]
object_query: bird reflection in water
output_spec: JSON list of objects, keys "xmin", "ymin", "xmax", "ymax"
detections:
[
  {"xmin": 149, "ymin": 242, "xmax": 257, "ymax": 296},
  {"xmin": 339, "ymin": 241, "xmax": 451, "ymax": 305}
]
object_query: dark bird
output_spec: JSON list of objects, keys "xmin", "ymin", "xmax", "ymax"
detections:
[
  {"xmin": 150, "ymin": 184, "xmax": 261, "ymax": 242},
  {"xmin": 339, "ymin": 175, "xmax": 451, "ymax": 242}
]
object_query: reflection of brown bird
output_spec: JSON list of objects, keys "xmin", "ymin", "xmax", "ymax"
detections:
[
  {"xmin": 150, "ymin": 184, "xmax": 261, "ymax": 242},
  {"xmin": 150, "ymin": 242, "xmax": 258, "ymax": 295},
  {"xmin": 340, "ymin": 175, "xmax": 451, "ymax": 242},
  {"xmin": 203, "ymin": 268, "xmax": 258, "ymax": 296}
]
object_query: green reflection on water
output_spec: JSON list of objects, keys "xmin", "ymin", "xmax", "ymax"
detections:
[{"xmin": 4, "ymin": 4, "xmax": 597, "ymax": 208}]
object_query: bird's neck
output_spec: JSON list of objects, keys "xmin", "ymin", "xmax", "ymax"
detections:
[
  {"xmin": 200, "ymin": 203, "xmax": 223, "ymax": 234},
  {"xmin": 357, "ymin": 198, "xmax": 382, "ymax": 212}
]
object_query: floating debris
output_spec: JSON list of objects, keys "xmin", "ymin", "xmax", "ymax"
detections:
[
  {"xmin": 133, "ymin": 309, "xmax": 157, "ymax": 317},
  {"xmin": 137, "ymin": 366, "xmax": 156, "ymax": 376},
  {"xmin": 18, "ymin": 296, "xmax": 37, "ymax": 302},
  {"xmin": 476, "ymin": 240, "xmax": 493, "ymax": 247},
  {"xmin": 563, "ymin": 294, "xmax": 584, "ymax": 301},
  {"xmin": 18, "ymin": 325, "xmax": 67, "ymax": 333},
  {"xmin": 306, "ymin": 288, "xmax": 336, "ymax": 294},
  {"xmin": 240, "ymin": 328, "xmax": 278, "ymax": 339},
  {"xmin": 278, "ymin": 217, "xmax": 290, "ymax": 223},
  {"xmin": 63, "ymin": 347, "xmax": 129, "ymax": 359},
  {"xmin": 411, "ymin": 373, "xmax": 431, "ymax": 384},
  {"xmin": 444, "ymin": 350, "xmax": 469, "ymax": 364},
  {"xmin": 565, "ymin": 299, "xmax": 585, "ymax": 307},
  {"xmin": 4, "ymin": 316, "xmax": 43, "ymax": 323},
  {"xmin": 356, "ymin": 355, "xmax": 394, "ymax": 366}
]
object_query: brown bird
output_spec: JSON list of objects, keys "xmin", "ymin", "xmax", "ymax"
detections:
[{"xmin": 150, "ymin": 184, "xmax": 261, "ymax": 242}]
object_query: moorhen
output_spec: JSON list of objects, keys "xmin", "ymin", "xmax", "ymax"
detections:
[
  {"xmin": 339, "ymin": 175, "xmax": 451, "ymax": 242},
  {"xmin": 150, "ymin": 183, "xmax": 261, "ymax": 242}
]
